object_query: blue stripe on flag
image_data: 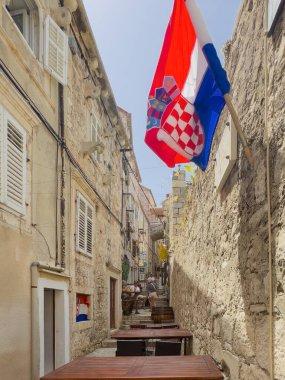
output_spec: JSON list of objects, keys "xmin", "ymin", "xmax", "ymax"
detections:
[
  {"xmin": 203, "ymin": 43, "xmax": 230, "ymax": 95},
  {"xmin": 193, "ymin": 67, "xmax": 226, "ymax": 171}
]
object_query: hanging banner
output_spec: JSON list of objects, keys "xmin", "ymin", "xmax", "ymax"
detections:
[{"xmin": 159, "ymin": 244, "xmax": 169, "ymax": 260}]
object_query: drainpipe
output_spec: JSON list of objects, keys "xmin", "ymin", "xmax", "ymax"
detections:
[
  {"xmin": 264, "ymin": 1, "xmax": 274, "ymax": 379},
  {"xmin": 59, "ymin": 83, "xmax": 66, "ymax": 269}
]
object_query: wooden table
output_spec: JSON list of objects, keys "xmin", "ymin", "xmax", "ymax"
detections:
[
  {"xmin": 40, "ymin": 356, "xmax": 223, "ymax": 379},
  {"xmin": 111, "ymin": 328, "xmax": 193, "ymax": 355},
  {"xmin": 145, "ymin": 322, "xmax": 179, "ymax": 329}
]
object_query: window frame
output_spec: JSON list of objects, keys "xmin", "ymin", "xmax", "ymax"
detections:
[
  {"xmin": 0, "ymin": 105, "xmax": 27, "ymax": 215},
  {"xmin": 10, "ymin": 9, "xmax": 30, "ymax": 41},
  {"xmin": 5, "ymin": 0, "xmax": 39, "ymax": 56},
  {"xmin": 76, "ymin": 193, "xmax": 94, "ymax": 257}
]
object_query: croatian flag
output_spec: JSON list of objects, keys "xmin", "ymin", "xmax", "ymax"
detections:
[{"xmin": 145, "ymin": 0, "xmax": 230, "ymax": 170}]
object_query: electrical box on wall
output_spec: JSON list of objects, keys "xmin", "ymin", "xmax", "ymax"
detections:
[{"xmin": 214, "ymin": 119, "xmax": 237, "ymax": 192}]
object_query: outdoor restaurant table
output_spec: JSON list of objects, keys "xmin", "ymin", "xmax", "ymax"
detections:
[
  {"xmin": 40, "ymin": 355, "xmax": 223, "ymax": 380},
  {"xmin": 145, "ymin": 322, "xmax": 179, "ymax": 328},
  {"xmin": 111, "ymin": 328, "xmax": 193, "ymax": 355}
]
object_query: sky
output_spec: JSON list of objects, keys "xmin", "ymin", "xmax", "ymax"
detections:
[{"xmin": 83, "ymin": 0, "xmax": 241, "ymax": 205}]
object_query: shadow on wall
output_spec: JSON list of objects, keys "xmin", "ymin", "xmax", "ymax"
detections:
[{"xmin": 171, "ymin": 148, "xmax": 272, "ymax": 379}]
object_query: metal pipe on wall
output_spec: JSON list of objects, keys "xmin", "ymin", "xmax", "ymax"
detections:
[
  {"xmin": 59, "ymin": 83, "xmax": 66, "ymax": 269},
  {"xmin": 264, "ymin": 1, "xmax": 274, "ymax": 379}
]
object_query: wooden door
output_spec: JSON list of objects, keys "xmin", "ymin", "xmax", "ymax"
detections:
[{"xmin": 110, "ymin": 278, "xmax": 116, "ymax": 329}]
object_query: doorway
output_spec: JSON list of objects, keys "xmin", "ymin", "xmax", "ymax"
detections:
[
  {"xmin": 42, "ymin": 287, "xmax": 66, "ymax": 375},
  {"xmin": 110, "ymin": 278, "xmax": 116, "ymax": 329},
  {"xmin": 44, "ymin": 289, "xmax": 54, "ymax": 374}
]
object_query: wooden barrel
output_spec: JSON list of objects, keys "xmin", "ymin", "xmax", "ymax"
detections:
[{"xmin": 151, "ymin": 307, "xmax": 175, "ymax": 323}]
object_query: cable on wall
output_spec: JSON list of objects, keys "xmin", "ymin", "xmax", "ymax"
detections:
[{"xmin": 0, "ymin": 59, "xmax": 121, "ymax": 226}]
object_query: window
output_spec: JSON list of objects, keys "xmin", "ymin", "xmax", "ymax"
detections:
[
  {"xmin": 90, "ymin": 114, "xmax": 102, "ymax": 162},
  {"xmin": 76, "ymin": 193, "xmax": 93, "ymax": 256},
  {"xmin": 76, "ymin": 293, "xmax": 91, "ymax": 322},
  {"xmin": 6, "ymin": 0, "xmax": 39, "ymax": 56},
  {"xmin": 0, "ymin": 105, "xmax": 27, "ymax": 214},
  {"xmin": 44, "ymin": 16, "xmax": 68, "ymax": 85}
]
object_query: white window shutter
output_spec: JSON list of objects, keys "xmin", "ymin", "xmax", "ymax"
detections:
[
  {"xmin": 44, "ymin": 16, "xmax": 68, "ymax": 85},
  {"xmin": 4, "ymin": 114, "xmax": 26, "ymax": 214},
  {"xmin": 86, "ymin": 205, "xmax": 93, "ymax": 255},
  {"xmin": 77, "ymin": 194, "xmax": 93, "ymax": 255},
  {"xmin": 0, "ymin": 105, "xmax": 4, "ymax": 203},
  {"xmin": 77, "ymin": 195, "xmax": 86, "ymax": 253}
]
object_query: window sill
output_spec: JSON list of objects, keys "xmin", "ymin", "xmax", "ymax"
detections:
[
  {"xmin": 76, "ymin": 250, "xmax": 93, "ymax": 259},
  {"xmin": 74, "ymin": 320, "xmax": 93, "ymax": 331}
]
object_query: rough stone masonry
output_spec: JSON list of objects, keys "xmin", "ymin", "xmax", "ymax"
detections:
[{"xmin": 170, "ymin": 1, "xmax": 285, "ymax": 379}]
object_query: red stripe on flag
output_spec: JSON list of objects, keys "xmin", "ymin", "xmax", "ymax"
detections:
[{"xmin": 149, "ymin": 0, "xmax": 196, "ymax": 97}]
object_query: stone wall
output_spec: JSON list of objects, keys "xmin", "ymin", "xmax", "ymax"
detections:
[
  {"xmin": 0, "ymin": 1, "xmax": 126, "ymax": 378},
  {"xmin": 170, "ymin": 1, "xmax": 285, "ymax": 379}
]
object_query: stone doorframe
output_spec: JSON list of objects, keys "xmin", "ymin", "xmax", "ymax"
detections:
[{"xmin": 31, "ymin": 267, "xmax": 70, "ymax": 380}]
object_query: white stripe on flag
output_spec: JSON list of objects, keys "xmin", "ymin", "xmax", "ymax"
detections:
[
  {"xmin": 181, "ymin": 40, "xmax": 208, "ymax": 103},
  {"xmin": 185, "ymin": 0, "xmax": 212, "ymax": 47}
]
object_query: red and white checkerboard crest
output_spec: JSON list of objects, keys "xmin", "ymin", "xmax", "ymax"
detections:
[{"xmin": 162, "ymin": 95, "xmax": 205, "ymax": 158}]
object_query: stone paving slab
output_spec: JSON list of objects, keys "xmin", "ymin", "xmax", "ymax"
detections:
[{"xmin": 86, "ymin": 348, "xmax": 116, "ymax": 357}]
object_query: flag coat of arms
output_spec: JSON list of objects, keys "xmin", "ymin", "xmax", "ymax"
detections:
[{"xmin": 145, "ymin": 0, "xmax": 231, "ymax": 170}]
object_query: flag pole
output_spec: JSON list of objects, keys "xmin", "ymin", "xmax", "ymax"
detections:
[{"xmin": 224, "ymin": 93, "xmax": 254, "ymax": 167}]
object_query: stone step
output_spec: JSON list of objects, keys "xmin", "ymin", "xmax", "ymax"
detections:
[
  {"xmin": 87, "ymin": 348, "xmax": 116, "ymax": 357},
  {"xmin": 120, "ymin": 324, "xmax": 130, "ymax": 330},
  {"xmin": 122, "ymin": 314, "xmax": 151, "ymax": 322},
  {"xmin": 102, "ymin": 338, "xmax": 157, "ymax": 350},
  {"xmin": 102, "ymin": 339, "xmax": 117, "ymax": 348}
]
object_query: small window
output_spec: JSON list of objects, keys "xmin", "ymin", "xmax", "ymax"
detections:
[
  {"xmin": 0, "ymin": 105, "xmax": 27, "ymax": 215},
  {"xmin": 76, "ymin": 293, "xmax": 91, "ymax": 322},
  {"xmin": 6, "ymin": 0, "xmax": 39, "ymax": 56},
  {"xmin": 91, "ymin": 114, "xmax": 102, "ymax": 162},
  {"xmin": 76, "ymin": 193, "xmax": 93, "ymax": 256},
  {"xmin": 44, "ymin": 16, "xmax": 68, "ymax": 85}
]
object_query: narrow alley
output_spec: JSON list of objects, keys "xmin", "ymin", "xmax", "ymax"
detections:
[{"xmin": 0, "ymin": 0, "xmax": 284, "ymax": 380}]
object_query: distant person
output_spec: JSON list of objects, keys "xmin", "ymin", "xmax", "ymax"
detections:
[
  {"xmin": 151, "ymin": 276, "xmax": 158, "ymax": 291},
  {"xmin": 146, "ymin": 278, "xmax": 158, "ymax": 308}
]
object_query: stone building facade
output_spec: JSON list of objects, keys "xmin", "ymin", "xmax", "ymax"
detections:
[
  {"xmin": 118, "ymin": 107, "xmax": 157, "ymax": 286},
  {"xmin": 139, "ymin": 185, "xmax": 161, "ymax": 278},
  {"xmin": 168, "ymin": 1, "xmax": 285, "ymax": 379},
  {"xmin": 0, "ymin": 0, "xmax": 140, "ymax": 379}
]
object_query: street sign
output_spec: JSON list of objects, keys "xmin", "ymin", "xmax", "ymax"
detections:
[{"xmin": 268, "ymin": 0, "xmax": 285, "ymax": 32}]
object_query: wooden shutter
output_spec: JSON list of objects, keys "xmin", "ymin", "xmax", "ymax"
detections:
[
  {"xmin": 77, "ymin": 195, "xmax": 86, "ymax": 253},
  {"xmin": 0, "ymin": 105, "xmax": 3, "ymax": 203},
  {"xmin": 4, "ymin": 113, "xmax": 26, "ymax": 214},
  {"xmin": 44, "ymin": 16, "xmax": 68, "ymax": 85},
  {"xmin": 77, "ymin": 194, "xmax": 93, "ymax": 255},
  {"xmin": 86, "ymin": 205, "xmax": 93, "ymax": 255}
]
